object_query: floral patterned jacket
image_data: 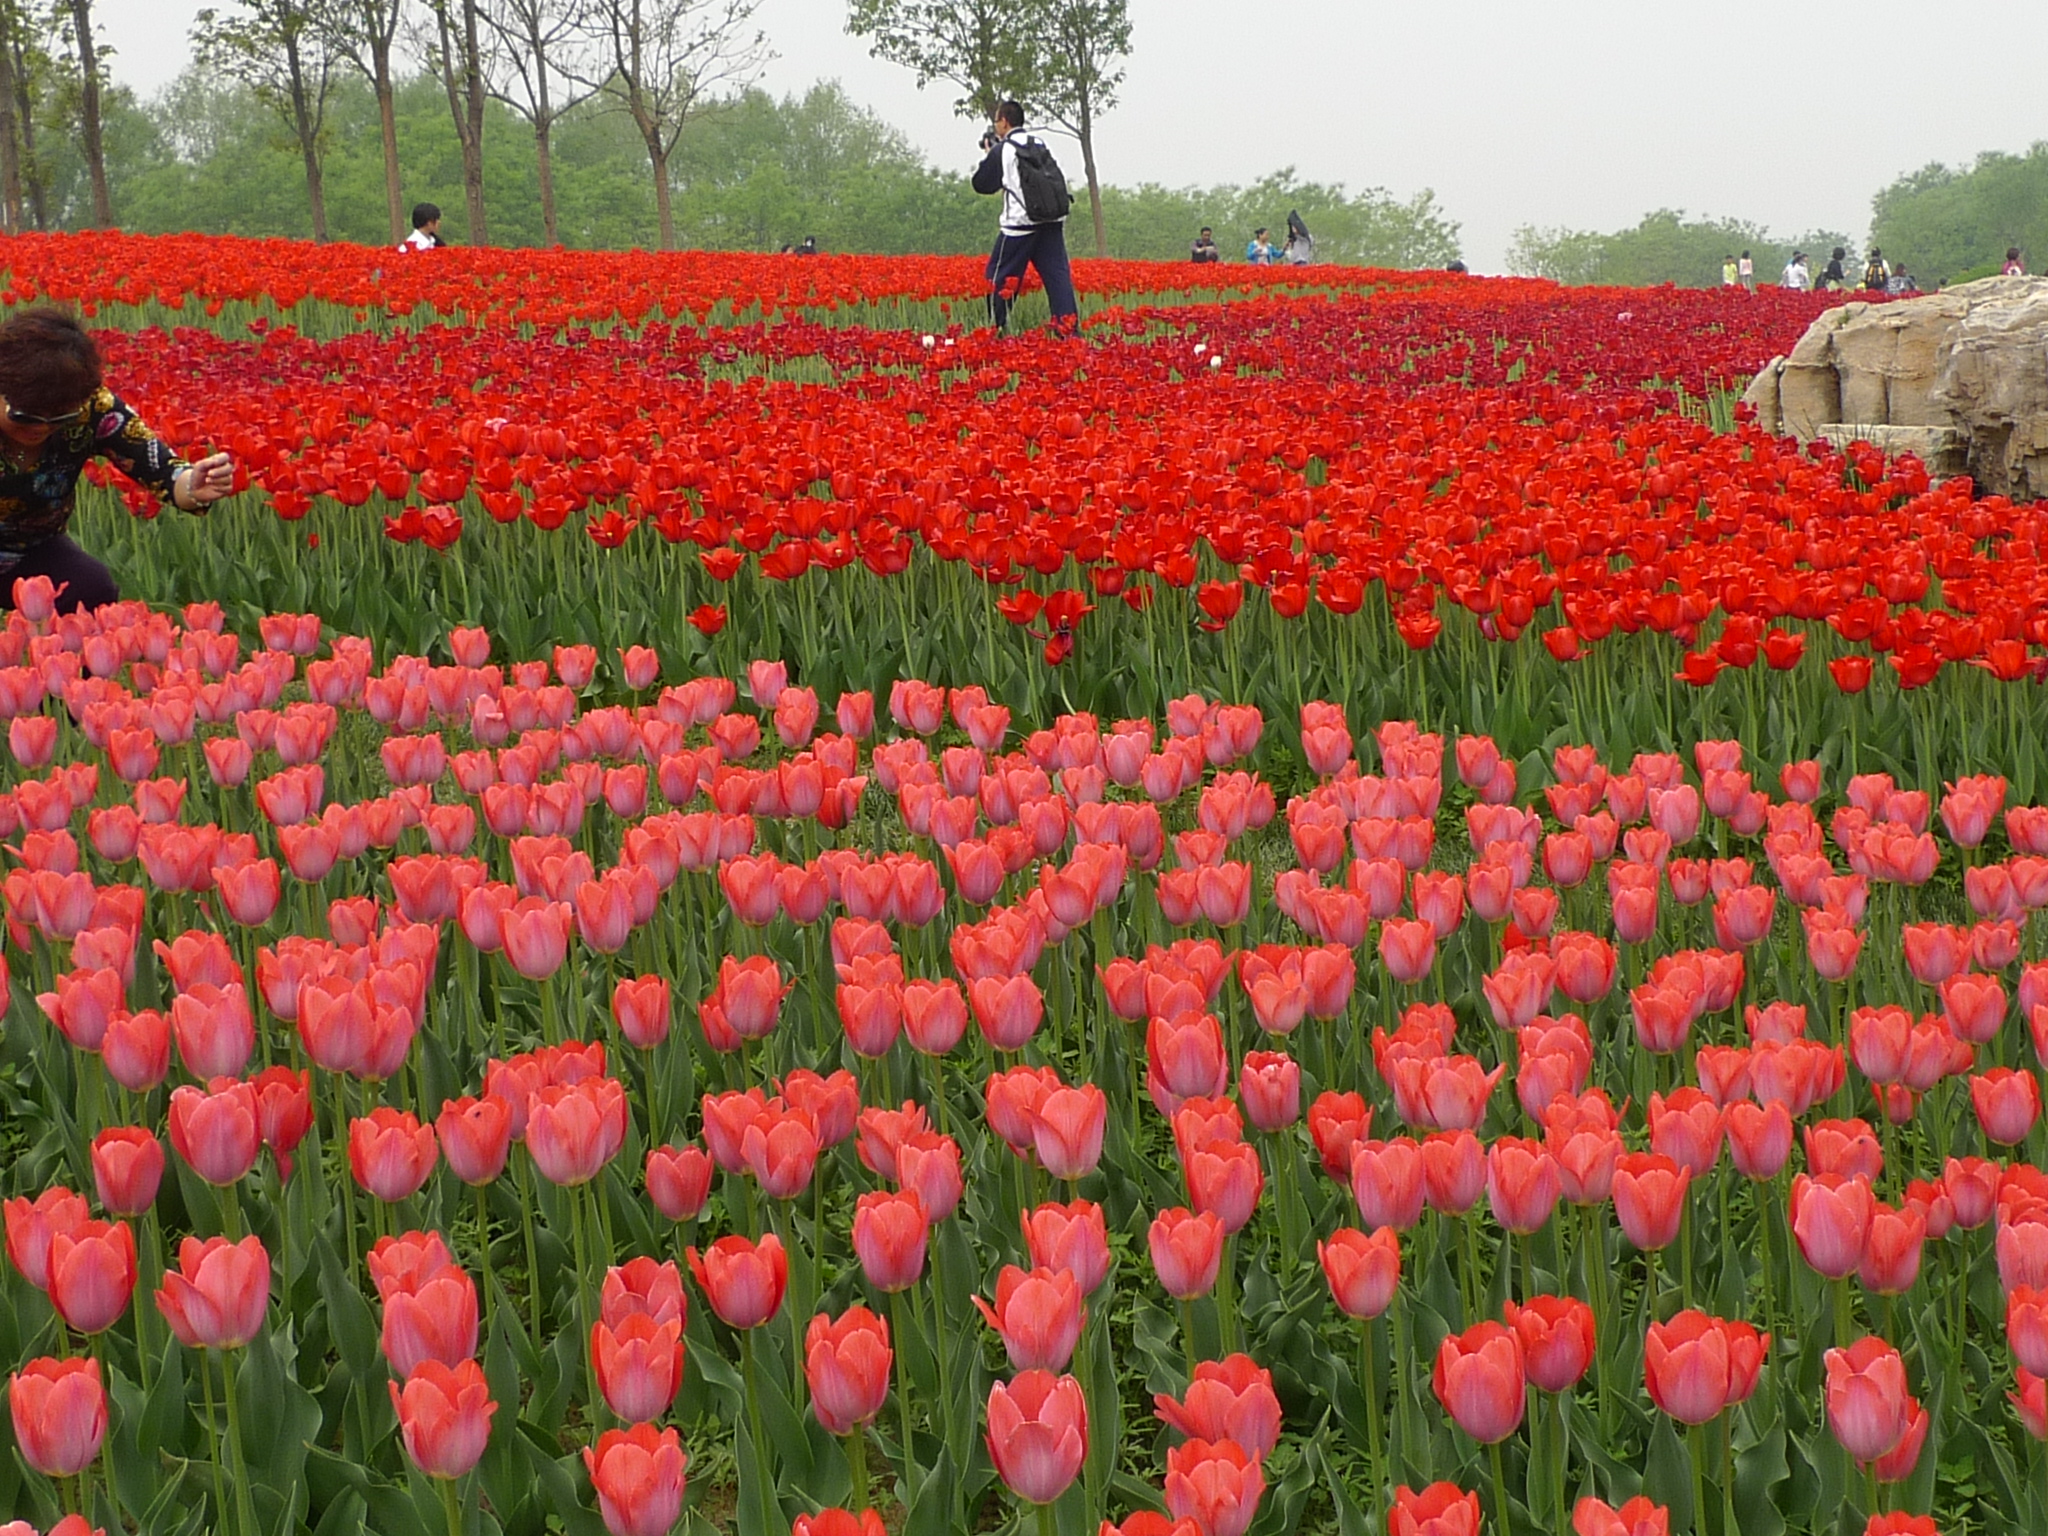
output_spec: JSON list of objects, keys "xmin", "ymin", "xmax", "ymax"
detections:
[{"xmin": 0, "ymin": 386, "xmax": 189, "ymax": 570}]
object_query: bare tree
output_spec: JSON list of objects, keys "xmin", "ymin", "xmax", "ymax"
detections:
[
  {"xmin": 481, "ymin": 0, "xmax": 596, "ymax": 246},
  {"xmin": 1034, "ymin": 0, "xmax": 1127, "ymax": 259},
  {"xmin": 2, "ymin": 5, "xmax": 49, "ymax": 230},
  {"xmin": 55, "ymin": 0, "xmax": 109, "ymax": 223},
  {"xmin": 195, "ymin": 0, "xmax": 342, "ymax": 240},
  {"xmin": 423, "ymin": 0, "xmax": 489, "ymax": 243},
  {"xmin": 845, "ymin": 0, "xmax": 1043, "ymax": 125},
  {"xmin": 0, "ymin": 0, "xmax": 35, "ymax": 232},
  {"xmin": 572, "ymin": 0, "xmax": 766, "ymax": 251},
  {"xmin": 321, "ymin": 0, "xmax": 408, "ymax": 243}
]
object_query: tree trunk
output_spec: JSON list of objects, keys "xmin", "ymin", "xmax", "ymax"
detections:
[
  {"xmin": 373, "ymin": 38, "xmax": 402, "ymax": 244},
  {"xmin": 535, "ymin": 120, "xmax": 558, "ymax": 246},
  {"xmin": 0, "ymin": 31, "xmax": 21, "ymax": 235},
  {"xmin": 14, "ymin": 35, "xmax": 45, "ymax": 230},
  {"xmin": 287, "ymin": 42, "xmax": 327, "ymax": 241},
  {"xmin": 529, "ymin": 16, "xmax": 557, "ymax": 245},
  {"xmin": 67, "ymin": 0, "xmax": 110, "ymax": 225},
  {"xmin": 460, "ymin": 0, "xmax": 486, "ymax": 244},
  {"xmin": 648, "ymin": 135, "xmax": 674, "ymax": 251},
  {"xmin": 1078, "ymin": 100, "xmax": 1105, "ymax": 259}
]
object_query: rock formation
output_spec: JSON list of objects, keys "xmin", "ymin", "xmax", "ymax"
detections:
[{"xmin": 1742, "ymin": 276, "xmax": 2048, "ymax": 497}]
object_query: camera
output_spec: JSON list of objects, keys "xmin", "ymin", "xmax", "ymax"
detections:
[{"xmin": 979, "ymin": 131, "xmax": 996, "ymax": 153}]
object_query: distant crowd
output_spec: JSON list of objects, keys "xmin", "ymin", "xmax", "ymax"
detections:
[
  {"xmin": 1190, "ymin": 214, "xmax": 1315, "ymax": 266},
  {"xmin": 1740, "ymin": 244, "xmax": 2029, "ymax": 297}
]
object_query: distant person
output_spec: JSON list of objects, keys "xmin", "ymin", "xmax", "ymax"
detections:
[
  {"xmin": 1721, "ymin": 254, "xmax": 1738, "ymax": 287},
  {"xmin": 971, "ymin": 99, "xmax": 1079, "ymax": 337},
  {"xmin": 1738, "ymin": 249, "xmax": 1755, "ymax": 292},
  {"xmin": 1863, "ymin": 247, "xmax": 1891, "ymax": 292},
  {"xmin": 1888, "ymin": 268, "xmax": 1916, "ymax": 296},
  {"xmin": 797, "ymin": 236, "xmax": 818, "ymax": 255},
  {"xmin": 1191, "ymin": 227, "xmax": 1220, "ymax": 263},
  {"xmin": 1246, "ymin": 228, "xmax": 1275, "ymax": 265},
  {"xmin": 1781, "ymin": 251, "xmax": 1811, "ymax": 291},
  {"xmin": 1446, "ymin": 259, "xmax": 1468, "ymax": 274},
  {"xmin": 1821, "ymin": 247, "xmax": 1847, "ymax": 290},
  {"xmin": 0, "ymin": 309, "xmax": 235, "ymax": 613},
  {"xmin": 2005, "ymin": 247, "xmax": 2027, "ymax": 276},
  {"xmin": 401, "ymin": 203, "xmax": 445, "ymax": 252},
  {"xmin": 1286, "ymin": 209, "xmax": 1315, "ymax": 265}
]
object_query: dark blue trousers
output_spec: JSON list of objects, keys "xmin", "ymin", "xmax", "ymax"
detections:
[
  {"xmin": 986, "ymin": 223, "xmax": 1079, "ymax": 333},
  {"xmin": 3, "ymin": 534, "xmax": 117, "ymax": 613}
]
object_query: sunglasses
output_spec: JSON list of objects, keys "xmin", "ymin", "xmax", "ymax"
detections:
[{"xmin": 5, "ymin": 405, "xmax": 83, "ymax": 427}]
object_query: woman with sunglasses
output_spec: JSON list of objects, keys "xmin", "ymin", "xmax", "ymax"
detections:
[{"xmin": 0, "ymin": 308, "xmax": 234, "ymax": 613}]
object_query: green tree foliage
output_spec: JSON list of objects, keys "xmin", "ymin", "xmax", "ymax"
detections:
[
  {"xmin": 1869, "ymin": 145, "xmax": 2048, "ymax": 284},
  {"xmin": 39, "ymin": 61, "xmax": 1457, "ymax": 266},
  {"xmin": 1508, "ymin": 209, "xmax": 1853, "ymax": 289}
]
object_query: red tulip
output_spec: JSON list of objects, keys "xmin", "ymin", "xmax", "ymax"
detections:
[
  {"xmin": 1791, "ymin": 1172, "xmax": 1874, "ymax": 1280},
  {"xmin": 592, "ymin": 1312, "xmax": 685, "ymax": 1423},
  {"xmin": 986, "ymin": 1370, "xmax": 1087, "ymax": 1505},
  {"xmin": 156, "ymin": 1234, "xmax": 270, "ymax": 1349},
  {"xmin": 1022, "ymin": 1199, "xmax": 1112, "ymax": 1293},
  {"xmin": 249, "ymin": 1065, "xmax": 314, "ymax": 1180},
  {"xmin": 1824, "ymin": 1336, "xmax": 1912, "ymax": 1464},
  {"xmin": 1725, "ymin": 1101, "xmax": 1794, "ymax": 1180},
  {"xmin": 1972, "ymin": 1067, "xmax": 2041, "ymax": 1146},
  {"xmin": 526, "ymin": 1077, "xmax": 629, "ymax": 1186},
  {"xmin": 975, "ymin": 1264, "xmax": 1085, "ymax": 1372},
  {"xmin": 7, "ymin": 1356, "xmax": 106, "ymax": 1476},
  {"xmin": 1032, "ymin": 1083, "xmax": 1107, "ymax": 1180},
  {"xmin": 741, "ymin": 1102, "xmax": 820, "ymax": 1200},
  {"xmin": 602, "ymin": 1256, "xmax": 686, "ymax": 1329},
  {"xmin": 1163, "ymin": 1437, "xmax": 1268, "ymax": 1536},
  {"xmin": 1486, "ymin": 1137, "xmax": 1562, "ymax": 1234},
  {"xmin": 349, "ymin": 1107, "xmax": 439, "ymax": 1202},
  {"xmin": 1431, "ymin": 1321, "xmax": 1526, "ymax": 1442},
  {"xmin": 1319, "ymin": 1226, "xmax": 1400, "ymax": 1320},
  {"xmin": 390, "ymin": 1358, "xmax": 496, "ymax": 1479},
  {"xmin": 1643, "ymin": 1309, "xmax": 1770, "ymax": 1424},
  {"xmin": 584, "ymin": 1422, "xmax": 688, "ymax": 1536},
  {"xmin": 1859, "ymin": 1201, "xmax": 1926, "ymax": 1296},
  {"xmin": 804, "ymin": 1305, "xmax": 892, "ymax": 1434},
  {"xmin": 2014, "ymin": 1366, "xmax": 2048, "ymax": 1440},
  {"xmin": 1612, "ymin": 1153, "xmax": 1690, "ymax": 1252},
  {"xmin": 1238, "ymin": 1051, "xmax": 1301, "ymax": 1132},
  {"xmin": 1186, "ymin": 1138, "xmax": 1264, "ymax": 1234},
  {"xmin": 1503, "ymin": 1294, "xmax": 1595, "ymax": 1392},
  {"xmin": 436, "ymin": 1095, "xmax": 513, "ymax": 1186},
  {"xmin": 645, "ymin": 1144, "xmax": 713, "ymax": 1221},
  {"xmin": 794, "ymin": 1513, "xmax": 891, "ymax": 1536},
  {"xmin": 853, "ymin": 1188, "xmax": 929, "ymax": 1292},
  {"xmin": 611, "ymin": 975, "xmax": 671, "ymax": 1049},
  {"xmin": 1154, "ymin": 1353, "xmax": 1281, "ymax": 1459},
  {"xmin": 1573, "ymin": 1496, "xmax": 1671, "ymax": 1536},
  {"xmin": 1351, "ymin": 1137, "xmax": 1426, "ymax": 1231},
  {"xmin": 382, "ymin": 1263, "xmax": 479, "ymax": 1376},
  {"xmin": 687, "ymin": 1232, "xmax": 787, "ymax": 1328},
  {"xmin": 90, "ymin": 1126, "xmax": 164, "ymax": 1217},
  {"xmin": 1388, "ymin": 1482, "xmax": 1482, "ymax": 1536},
  {"xmin": 46, "ymin": 1219, "xmax": 136, "ymax": 1335},
  {"xmin": 1149, "ymin": 1207, "xmax": 1224, "ymax": 1300},
  {"xmin": 167, "ymin": 1077, "xmax": 262, "ymax": 1185}
]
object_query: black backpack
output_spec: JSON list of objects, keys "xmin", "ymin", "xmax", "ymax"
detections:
[{"xmin": 1012, "ymin": 138, "xmax": 1072, "ymax": 225}]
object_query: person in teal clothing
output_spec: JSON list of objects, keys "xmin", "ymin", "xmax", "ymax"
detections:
[{"xmin": 1246, "ymin": 229, "xmax": 1275, "ymax": 264}]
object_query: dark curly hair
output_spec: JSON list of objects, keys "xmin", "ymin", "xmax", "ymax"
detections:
[{"xmin": 0, "ymin": 309, "xmax": 102, "ymax": 416}]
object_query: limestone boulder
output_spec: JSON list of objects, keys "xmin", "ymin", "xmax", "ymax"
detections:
[{"xmin": 1752, "ymin": 275, "xmax": 2048, "ymax": 495}]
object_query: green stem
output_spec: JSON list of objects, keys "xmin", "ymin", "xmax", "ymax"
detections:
[
  {"xmin": 201, "ymin": 1350, "xmax": 228, "ymax": 1532},
  {"xmin": 1488, "ymin": 1436, "xmax": 1511, "ymax": 1531},
  {"xmin": 891, "ymin": 1288, "xmax": 920, "ymax": 1502},
  {"xmin": 1361, "ymin": 1318, "xmax": 1383, "ymax": 1526},
  {"xmin": 846, "ymin": 1429, "xmax": 870, "ymax": 1513},
  {"xmin": 441, "ymin": 1472, "xmax": 464, "ymax": 1536},
  {"xmin": 219, "ymin": 1347, "xmax": 261, "ymax": 1536}
]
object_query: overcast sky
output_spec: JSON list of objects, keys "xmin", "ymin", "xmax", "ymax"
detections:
[{"xmin": 97, "ymin": 0, "xmax": 2048, "ymax": 271}]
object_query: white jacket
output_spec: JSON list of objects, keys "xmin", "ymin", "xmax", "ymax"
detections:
[{"xmin": 974, "ymin": 131, "xmax": 1066, "ymax": 235}]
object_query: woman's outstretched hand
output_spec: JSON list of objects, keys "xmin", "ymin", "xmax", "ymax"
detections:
[{"xmin": 175, "ymin": 452, "xmax": 234, "ymax": 511}]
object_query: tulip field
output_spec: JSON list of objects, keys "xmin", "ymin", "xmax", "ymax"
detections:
[{"xmin": 3, "ymin": 232, "xmax": 2046, "ymax": 1536}]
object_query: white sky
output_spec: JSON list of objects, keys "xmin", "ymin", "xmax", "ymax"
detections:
[{"xmin": 100, "ymin": 0, "xmax": 2048, "ymax": 272}]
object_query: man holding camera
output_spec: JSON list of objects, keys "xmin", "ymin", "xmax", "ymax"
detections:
[{"xmin": 972, "ymin": 100, "xmax": 1080, "ymax": 337}]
